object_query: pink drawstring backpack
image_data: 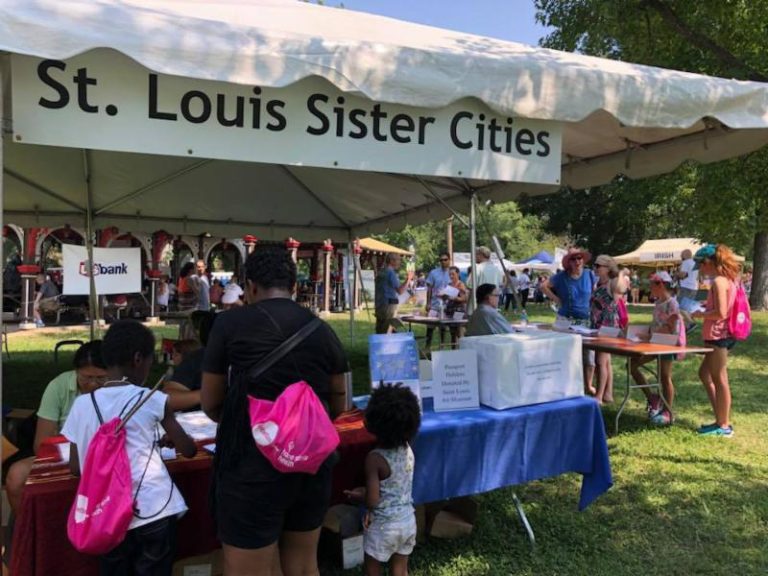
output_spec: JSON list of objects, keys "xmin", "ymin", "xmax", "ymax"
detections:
[
  {"xmin": 67, "ymin": 392, "xmax": 143, "ymax": 554},
  {"xmin": 242, "ymin": 318, "xmax": 339, "ymax": 474},
  {"xmin": 617, "ymin": 298, "xmax": 629, "ymax": 330},
  {"xmin": 729, "ymin": 282, "xmax": 752, "ymax": 340},
  {"xmin": 249, "ymin": 381, "xmax": 339, "ymax": 474}
]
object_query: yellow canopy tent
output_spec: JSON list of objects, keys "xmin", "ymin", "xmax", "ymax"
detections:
[{"xmin": 358, "ymin": 238, "xmax": 413, "ymax": 256}]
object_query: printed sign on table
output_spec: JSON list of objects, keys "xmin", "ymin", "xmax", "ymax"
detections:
[
  {"xmin": 515, "ymin": 343, "xmax": 567, "ymax": 398},
  {"xmin": 368, "ymin": 333, "xmax": 420, "ymax": 399},
  {"xmin": 431, "ymin": 349, "xmax": 479, "ymax": 412},
  {"xmin": 62, "ymin": 245, "xmax": 141, "ymax": 295}
]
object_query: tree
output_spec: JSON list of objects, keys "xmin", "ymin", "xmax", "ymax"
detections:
[
  {"xmin": 534, "ymin": 0, "xmax": 768, "ymax": 308},
  {"xmin": 520, "ymin": 168, "xmax": 696, "ymax": 257},
  {"xmin": 375, "ymin": 201, "xmax": 566, "ymax": 271}
]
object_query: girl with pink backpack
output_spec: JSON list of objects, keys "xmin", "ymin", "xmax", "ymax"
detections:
[
  {"xmin": 691, "ymin": 244, "xmax": 748, "ymax": 437},
  {"xmin": 62, "ymin": 320, "xmax": 196, "ymax": 574}
]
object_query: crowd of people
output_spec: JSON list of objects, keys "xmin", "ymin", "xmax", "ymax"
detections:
[
  {"xmin": 375, "ymin": 243, "xmax": 746, "ymax": 437},
  {"xmin": 4, "ymin": 240, "xmax": 749, "ymax": 575},
  {"xmin": 22, "ymin": 256, "xmax": 246, "ymax": 329},
  {"xmin": 7, "ymin": 246, "xmax": 425, "ymax": 576}
]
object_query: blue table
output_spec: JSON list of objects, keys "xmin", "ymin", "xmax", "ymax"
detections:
[{"xmin": 411, "ymin": 396, "xmax": 612, "ymax": 511}]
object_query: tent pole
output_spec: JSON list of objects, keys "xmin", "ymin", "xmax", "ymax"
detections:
[
  {"xmin": 0, "ymin": 66, "xmax": 5, "ymax": 467},
  {"xmin": 83, "ymin": 150, "xmax": 99, "ymax": 341},
  {"xmin": 348, "ymin": 233, "xmax": 355, "ymax": 342},
  {"xmin": 468, "ymin": 192, "xmax": 477, "ymax": 313}
]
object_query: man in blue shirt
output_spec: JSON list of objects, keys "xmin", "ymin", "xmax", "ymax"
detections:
[
  {"xmin": 424, "ymin": 252, "xmax": 451, "ymax": 349},
  {"xmin": 374, "ymin": 254, "xmax": 413, "ymax": 334}
]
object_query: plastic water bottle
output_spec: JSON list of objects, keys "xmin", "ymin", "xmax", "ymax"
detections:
[
  {"xmin": 520, "ymin": 309, "xmax": 529, "ymax": 327},
  {"xmin": 438, "ymin": 299, "xmax": 445, "ymax": 320}
]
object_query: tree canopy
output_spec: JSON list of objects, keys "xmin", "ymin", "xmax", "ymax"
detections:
[
  {"xmin": 530, "ymin": 0, "xmax": 768, "ymax": 307},
  {"xmin": 376, "ymin": 201, "xmax": 566, "ymax": 272}
]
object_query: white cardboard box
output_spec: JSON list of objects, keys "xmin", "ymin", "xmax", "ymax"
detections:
[
  {"xmin": 342, "ymin": 534, "xmax": 365, "ymax": 569},
  {"xmin": 459, "ymin": 332, "xmax": 583, "ymax": 409}
]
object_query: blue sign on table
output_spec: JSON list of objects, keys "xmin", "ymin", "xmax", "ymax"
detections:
[{"xmin": 368, "ymin": 332, "xmax": 420, "ymax": 387}]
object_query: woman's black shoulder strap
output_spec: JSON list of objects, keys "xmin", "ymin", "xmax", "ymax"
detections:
[{"xmin": 245, "ymin": 317, "xmax": 324, "ymax": 383}]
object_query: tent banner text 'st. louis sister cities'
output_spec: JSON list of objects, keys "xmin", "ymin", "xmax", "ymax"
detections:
[{"xmin": 11, "ymin": 51, "xmax": 563, "ymax": 185}]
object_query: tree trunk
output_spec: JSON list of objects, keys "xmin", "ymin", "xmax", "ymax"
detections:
[{"xmin": 750, "ymin": 230, "xmax": 768, "ymax": 310}]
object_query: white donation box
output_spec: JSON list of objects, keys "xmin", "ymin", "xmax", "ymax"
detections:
[{"xmin": 459, "ymin": 332, "xmax": 583, "ymax": 409}]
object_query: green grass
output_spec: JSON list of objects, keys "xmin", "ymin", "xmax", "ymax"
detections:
[{"xmin": 4, "ymin": 306, "xmax": 768, "ymax": 575}]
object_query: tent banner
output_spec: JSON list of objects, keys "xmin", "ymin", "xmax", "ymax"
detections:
[
  {"xmin": 11, "ymin": 51, "xmax": 562, "ymax": 184},
  {"xmin": 639, "ymin": 251, "xmax": 678, "ymax": 262},
  {"xmin": 62, "ymin": 245, "xmax": 142, "ymax": 295}
]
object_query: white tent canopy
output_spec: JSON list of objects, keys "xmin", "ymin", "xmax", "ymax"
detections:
[
  {"xmin": 614, "ymin": 238, "xmax": 705, "ymax": 266},
  {"xmin": 453, "ymin": 252, "xmax": 517, "ymax": 274},
  {"xmin": 614, "ymin": 238, "xmax": 745, "ymax": 266},
  {"xmin": 4, "ymin": 0, "xmax": 768, "ymax": 241}
]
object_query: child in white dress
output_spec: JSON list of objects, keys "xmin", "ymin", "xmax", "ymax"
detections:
[{"xmin": 346, "ymin": 384, "xmax": 421, "ymax": 576}]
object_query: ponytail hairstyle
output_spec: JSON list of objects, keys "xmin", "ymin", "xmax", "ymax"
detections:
[{"xmin": 713, "ymin": 244, "xmax": 741, "ymax": 282}]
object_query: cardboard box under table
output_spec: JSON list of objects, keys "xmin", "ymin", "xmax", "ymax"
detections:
[{"xmin": 460, "ymin": 332, "xmax": 583, "ymax": 409}]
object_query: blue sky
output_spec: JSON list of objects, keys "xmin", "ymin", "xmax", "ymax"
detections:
[{"xmin": 341, "ymin": 0, "xmax": 550, "ymax": 45}]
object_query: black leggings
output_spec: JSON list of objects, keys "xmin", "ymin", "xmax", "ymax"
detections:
[{"xmin": 519, "ymin": 289, "xmax": 529, "ymax": 309}]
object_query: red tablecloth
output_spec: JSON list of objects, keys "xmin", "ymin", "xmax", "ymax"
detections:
[{"xmin": 10, "ymin": 413, "xmax": 375, "ymax": 576}]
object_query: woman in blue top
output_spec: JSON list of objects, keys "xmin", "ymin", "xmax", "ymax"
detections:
[{"xmin": 542, "ymin": 248, "xmax": 597, "ymax": 394}]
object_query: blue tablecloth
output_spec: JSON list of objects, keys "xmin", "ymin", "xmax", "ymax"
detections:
[{"xmin": 411, "ymin": 396, "xmax": 612, "ymax": 510}]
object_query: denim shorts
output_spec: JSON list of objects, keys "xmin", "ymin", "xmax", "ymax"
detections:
[{"xmin": 705, "ymin": 338, "xmax": 736, "ymax": 350}]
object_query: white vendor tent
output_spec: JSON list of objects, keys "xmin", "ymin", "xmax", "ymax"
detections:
[
  {"xmin": 453, "ymin": 252, "xmax": 517, "ymax": 275},
  {"xmin": 615, "ymin": 238, "xmax": 745, "ymax": 267},
  {"xmin": 614, "ymin": 238, "xmax": 706, "ymax": 266},
  {"xmin": 4, "ymin": 0, "xmax": 768, "ymax": 242}
]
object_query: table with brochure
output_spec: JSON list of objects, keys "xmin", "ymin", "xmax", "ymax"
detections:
[
  {"xmin": 10, "ymin": 412, "xmax": 376, "ymax": 576},
  {"xmin": 579, "ymin": 334, "xmax": 712, "ymax": 433},
  {"xmin": 14, "ymin": 329, "xmax": 614, "ymax": 575},
  {"xmin": 367, "ymin": 331, "xmax": 612, "ymax": 543}
]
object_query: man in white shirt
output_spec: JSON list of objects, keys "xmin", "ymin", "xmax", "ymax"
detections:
[
  {"xmin": 473, "ymin": 246, "xmax": 503, "ymax": 289},
  {"xmin": 676, "ymin": 249, "xmax": 699, "ymax": 301},
  {"xmin": 676, "ymin": 249, "xmax": 699, "ymax": 331}
]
